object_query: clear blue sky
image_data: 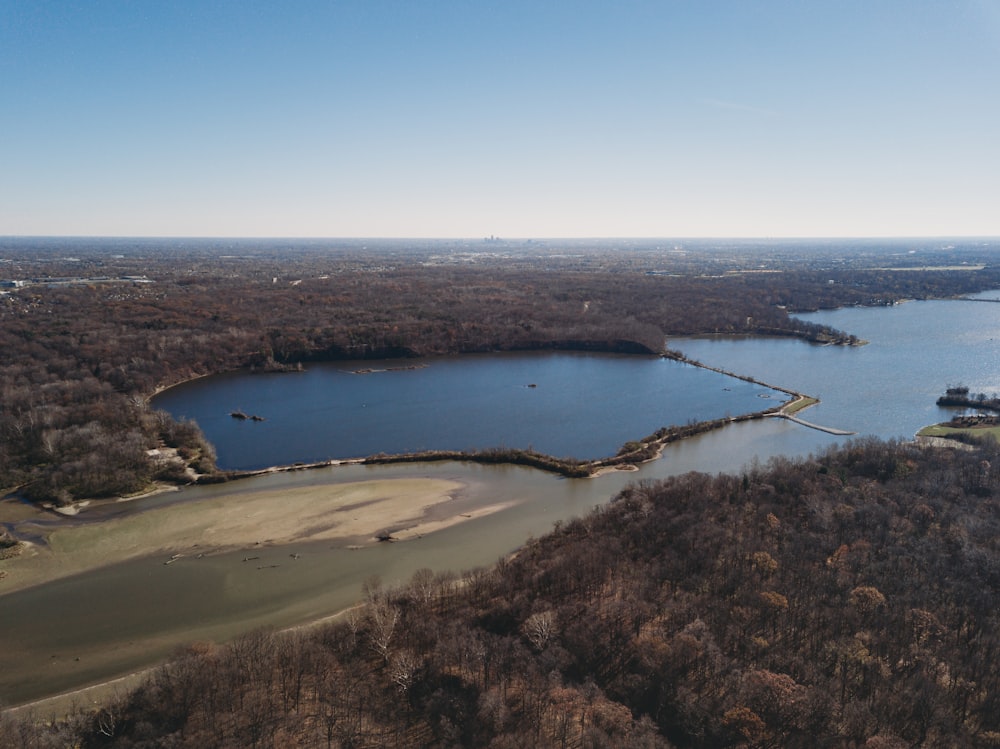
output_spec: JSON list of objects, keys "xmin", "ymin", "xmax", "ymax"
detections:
[{"xmin": 2, "ymin": 1, "xmax": 998, "ymax": 238}]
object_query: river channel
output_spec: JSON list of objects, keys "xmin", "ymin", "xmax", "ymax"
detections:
[{"xmin": 2, "ymin": 293, "xmax": 999, "ymax": 707}]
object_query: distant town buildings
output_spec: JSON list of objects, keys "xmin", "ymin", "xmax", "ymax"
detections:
[{"xmin": 0, "ymin": 275, "xmax": 152, "ymax": 288}]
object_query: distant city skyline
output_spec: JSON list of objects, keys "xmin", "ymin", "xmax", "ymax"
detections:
[{"xmin": 2, "ymin": 1, "xmax": 998, "ymax": 239}]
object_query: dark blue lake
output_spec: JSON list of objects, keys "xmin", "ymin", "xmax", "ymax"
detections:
[{"xmin": 152, "ymin": 351, "xmax": 782, "ymax": 470}]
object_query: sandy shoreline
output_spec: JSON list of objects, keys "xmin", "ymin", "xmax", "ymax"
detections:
[
  {"xmin": 1, "ymin": 474, "xmax": 526, "ymax": 714},
  {"xmin": 0, "ymin": 476, "xmax": 488, "ymax": 596},
  {"xmin": 1, "ymin": 476, "xmax": 519, "ymax": 718}
]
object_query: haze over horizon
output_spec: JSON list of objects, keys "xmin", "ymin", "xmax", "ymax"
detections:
[{"xmin": 3, "ymin": 1, "xmax": 998, "ymax": 239}]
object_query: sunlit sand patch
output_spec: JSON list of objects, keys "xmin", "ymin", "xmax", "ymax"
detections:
[
  {"xmin": 380, "ymin": 500, "xmax": 518, "ymax": 541},
  {"xmin": 0, "ymin": 478, "xmax": 468, "ymax": 594}
]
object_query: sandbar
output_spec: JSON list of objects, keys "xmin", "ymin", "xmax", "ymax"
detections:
[{"xmin": 1, "ymin": 477, "xmax": 473, "ymax": 595}]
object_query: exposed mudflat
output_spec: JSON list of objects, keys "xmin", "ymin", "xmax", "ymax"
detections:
[{"xmin": 0, "ymin": 477, "xmax": 484, "ymax": 595}]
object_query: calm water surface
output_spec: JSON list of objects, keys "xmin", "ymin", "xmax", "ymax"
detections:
[
  {"xmin": 4, "ymin": 295, "xmax": 999, "ymax": 705},
  {"xmin": 152, "ymin": 352, "xmax": 782, "ymax": 470},
  {"xmin": 670, "ymin": 292, "xmax": 1000, "ymax": 442}
]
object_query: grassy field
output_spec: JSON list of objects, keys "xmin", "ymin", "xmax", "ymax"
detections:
[
  {"xmin": 917, "ymin": 423, "xmax": 1000, "ymax": 441},
  {"xmin": 783, "ymin": 395, "xmax": 819, "ymax": 415}
]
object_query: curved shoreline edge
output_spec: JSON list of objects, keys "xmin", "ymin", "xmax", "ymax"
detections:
[
  {"xmin": 6, "ymin": 344, "xmax": 842, "ymax": 523},
  {"xmin": 202, "ymin": 349, "xmax": 830, "ymax": 483},
  {"xmin": 151, "ymin": 347, "xmax": 835, "ymax": 485}
]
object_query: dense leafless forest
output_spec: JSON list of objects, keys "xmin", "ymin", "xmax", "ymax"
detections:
[
  {"xmin": 6, "ymin": 437, "xmax": 1000, "ymax": 747},
  {"xmin": 5, "ymin": 238, "xmax": 1000, "ymax": 745},
  {"xmin": 3, "ymin": 238, "xmax": 999, "ymax": 504}
]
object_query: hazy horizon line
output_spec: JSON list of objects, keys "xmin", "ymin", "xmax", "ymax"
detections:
[{"xmin": 4, "ymin": 234, "xmax": 999, "ymax": 242}]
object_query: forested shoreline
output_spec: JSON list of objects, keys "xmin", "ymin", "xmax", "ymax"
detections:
[
  {"xmin": 4, "ymin": 239, "xmax": 1000, "ymax": 505},
  {"xmin": 6, "ymin": 436, "xmax": 1000, "ymax": 747},
  {"xmin": 5, "ymin": 240, "xmax": 1000, "ymax": 744}
]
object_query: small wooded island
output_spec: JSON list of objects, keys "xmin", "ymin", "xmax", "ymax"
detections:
[
  {"xmin": 935, "ymin": 385, "xmax": 1000, "ymax": 413},
  {"xmin": 918, "ymin": 386, "xmax": 1000, "ymax": 444}
]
